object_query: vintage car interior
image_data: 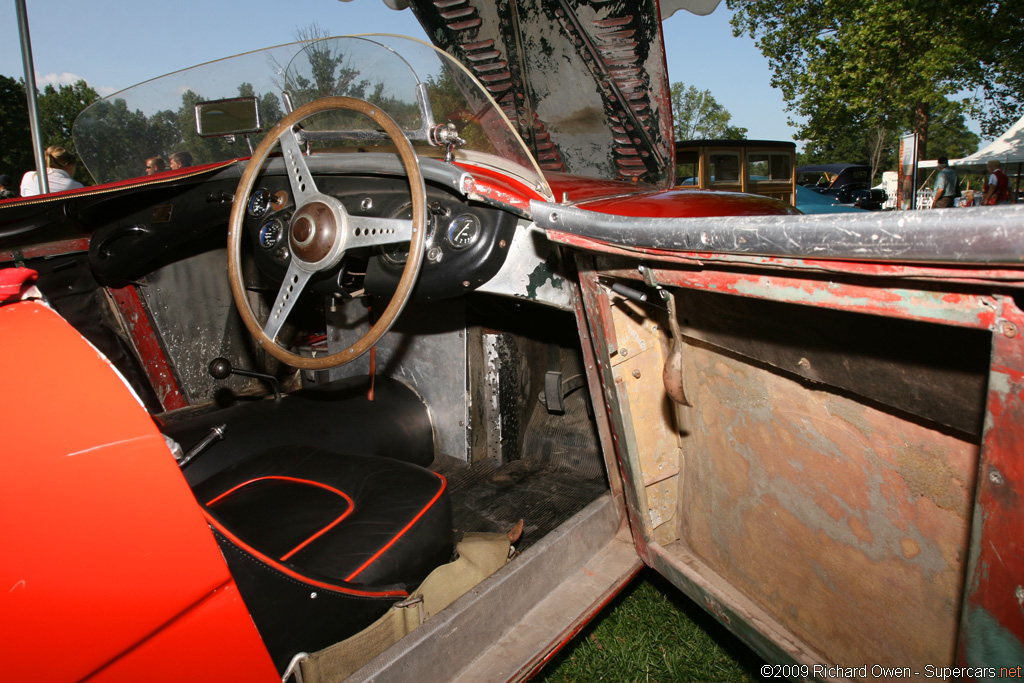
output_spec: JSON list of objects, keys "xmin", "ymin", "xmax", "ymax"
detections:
[{"xmin": 3, "ymin": 5, "xmax": 1023, "ymax": 683}]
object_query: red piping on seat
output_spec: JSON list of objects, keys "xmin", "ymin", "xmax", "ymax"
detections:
[
  {"xmin": 205, "ymin": 476, "xmax": 356, "ymax": 562},
  {"xmin": 344, "ymin": 472, "xmax": 448, "ymax": 583},
  {"xmin": 200, "ymin": 511, "xmax": 407, "ymax": 599}
]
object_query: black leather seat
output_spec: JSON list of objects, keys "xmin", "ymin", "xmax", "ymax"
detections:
[
  {"xmin": 162, "ymin": 375, "xmax": 436, "ymax": 488},
  {"xmin": 192, "ymin": 446, "xmax": 453, "ymax": 674}
]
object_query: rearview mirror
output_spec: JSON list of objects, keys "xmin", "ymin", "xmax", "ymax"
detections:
[{"xmin": 195, "ymin": 97, "xmax": 262, "ymax": 137}]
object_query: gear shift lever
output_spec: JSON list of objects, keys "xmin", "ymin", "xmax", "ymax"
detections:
[{"xmin": 209, "ymin": 357, "xmax": 282, "ymax": 400}]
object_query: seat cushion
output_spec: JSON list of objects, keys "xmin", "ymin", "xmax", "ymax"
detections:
[
  {"xmin": 192, "ymin": 447, "xmax": 453, "ymax": 672},
  {"xmin": 194, "ymin": 447, "xmax": 453, "ymax": 587},
  {"xmin": 165, "ymin": 375, "xmax": 436, "ymax": 490}
]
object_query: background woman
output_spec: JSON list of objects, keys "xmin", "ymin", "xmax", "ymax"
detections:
[{"xmin": 20, "ymin": 146, "xmax": 84, "ymax": 197}]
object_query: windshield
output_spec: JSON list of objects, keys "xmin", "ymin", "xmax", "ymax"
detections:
[{"xmin": 73, "ymin": 34, "xmax": 549, "ymax": 195}]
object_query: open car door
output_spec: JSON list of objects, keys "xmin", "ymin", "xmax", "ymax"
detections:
[{"xmin": 535, "ymin": 201, "xmax": 1024, "ymax": 678}]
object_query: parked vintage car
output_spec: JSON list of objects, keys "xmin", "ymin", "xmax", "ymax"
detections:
[
  {"xmin": 675, "ymin": 139, "xmax": 797, "ymax": 206},
  {"xmin": 797, "ymin": 163, "xmax": 888, "ymax": 210},
  {"xmin": 675, "ymin": 140, "xmax": 866, "ymax": 214},
  {"xmin": 3, "ymin": 2, "xmax": 1023, "ymax": 682}
]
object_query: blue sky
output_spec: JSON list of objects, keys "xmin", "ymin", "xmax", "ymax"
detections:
[{"xmin": 0, "ymin": 0, "xmax": 797, "ymax": 142}]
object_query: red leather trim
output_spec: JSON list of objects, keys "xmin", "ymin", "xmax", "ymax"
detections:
[
  {"xmin": 205, "ymin": 476, "xmax": 355, "ymax": 561},
  {"xmin": 201, "ymin": 511, "xmax": 407, "ymax": 599},
  {"xmin": 344, "ymin": 472, "xmax": 448, "ymax": 582}
]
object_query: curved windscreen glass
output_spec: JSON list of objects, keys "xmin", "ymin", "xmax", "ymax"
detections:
[{"xmin": 73, "ymin": 34, "xmax": 550, "ymax": 196}]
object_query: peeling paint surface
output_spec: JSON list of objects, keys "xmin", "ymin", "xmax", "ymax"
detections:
[
  {"xmin": 107, "ymin": 283, "xmax": 187, "ymax": 411},
  {"xmin": 677, "ymin": 341, "xmax": 977, "ymax": 669},
  {"xmin": 959, "ymin": 297, "xmax": 1024, "ymax": 666},
  {"xmin": 476, "ymin": 224, "xmax": 574, "ymax": 310}
]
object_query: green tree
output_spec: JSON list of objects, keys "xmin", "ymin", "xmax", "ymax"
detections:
[
  {"xmin": 960, "ymin": 0, "xmax": 1024, "ymax": 138},
  {"xmin": 927, "ymin": 98, "xmax": 981, "ymax": 161},
  {"xmin": 0, "ymin": 77, "xmax": 98, "ymax": 186},
  {"xmin": 0, "ymin": 76, "xmax": 33, "ymax": 179},
  {"xmin": 728, "ymin": 0, "xmax": 1014, "ymax": 158},
  {"xmin": 73, "ymin": 96, "xmax": 157, "ymax": 182},
  {"xmin": 671, "ymin": 82, "xmax": 747, "ymax": 141},
  {"xmin": 799, "ymin": 96, "xmax": 977, "ymax": 182},
  {"xmin": 38, "ymin": 81, "xmax": 98, "ymax": 152}
]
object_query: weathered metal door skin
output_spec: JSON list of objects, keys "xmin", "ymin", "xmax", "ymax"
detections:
[{"xmin": 564, "ymin": 207, "xmax": 1024, "ymax": 679}]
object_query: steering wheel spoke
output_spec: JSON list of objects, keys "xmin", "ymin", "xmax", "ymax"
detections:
[
  {"xmin": 345, "ymin": 215, "xmax": 415, "ymax": 250},
  {"xmin": 278, "ymin": 125, "xmax": 320, "ymax": 205},
  {"xmin": 263, "ymin": 261, "xmax": 314, "ymax": 343}
]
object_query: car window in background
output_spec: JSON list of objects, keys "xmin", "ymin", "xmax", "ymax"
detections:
[
  {"xmin": 749, "ymin": 152, "xmax": 791, "ymax": 181},
  {"xmin": 676, "ymin": 150, "xmax": 699, "ymax": 186},
  {"xmin": 710, "ymin": 152, "xmax": 740, "ymax": 183}
]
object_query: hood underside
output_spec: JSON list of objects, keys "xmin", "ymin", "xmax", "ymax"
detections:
[{"xmin": 405, "ymin": 0, "xmax": 702, "ymax": 188}]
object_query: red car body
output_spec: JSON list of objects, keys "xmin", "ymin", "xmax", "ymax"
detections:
[{"xmin": 2, "ymin": 2, "xmax": 1023, "ymax": 681}]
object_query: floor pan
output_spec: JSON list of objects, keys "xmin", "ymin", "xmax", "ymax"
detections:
[{"xmin": 439, "ymin": 458, "xmax": 608, "ymax": 552}]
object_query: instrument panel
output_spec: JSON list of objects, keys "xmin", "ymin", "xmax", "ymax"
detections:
[{"xmin": 245, "ymin": 174, "xmax": 518, "ymax": 301}]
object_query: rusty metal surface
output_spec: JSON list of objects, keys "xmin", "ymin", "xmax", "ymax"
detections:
[
  {"xmin": 607, "ymin": 296, "xmax": 680, "ymax": 545},
  {"xmin": 958, "ymin": 296, "xmax": 1024, "ymax": 670},
  {"xmin": 575, "ymin": 256, "xmax": 652, "ymax": 562},
  {"xmin": 0, "ymin": 237, "xmax": 89, "ymax": 265},
  {"xmin": 138, "ymin": 249, "xmax": 256, "ymax": 404},
  {"xmin": 668, "ymin": 287, "xmax": 992, "ymax": 436},
  {"xmin": 533, "ymin": 200, "xmax": 1024, "ymax": 266},
  {"xmin": 573, "ymin": 248, "xmax": 1024, "ymax": 675},
  {"xmin": 572, "ymin": 269, "xmax": 628, "ymax": 506},
  {"xmin": 547, "ymin": 229, "xmax": 1024, "ymax": 286},
  {"xmin": 679, "ymin": 340, "xmax": 977, "ymax": 669},
  {"xmin": 408, "ymin": 0, "xmax": 674, "ymax": 186},
  {"xmin": 626, "ymin": 263, "xmax": 1003, "ymax": 330},
  {"xmin": 107, "ymin": 284, "xmax": 187, "ymax": 412}
]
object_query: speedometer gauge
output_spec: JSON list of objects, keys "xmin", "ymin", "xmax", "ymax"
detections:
[
  {"xmin": 248, "ymin": 188, "xmax": 273, "ymax": 218},
  {"xmin": 259, "ymin": 218, "xmax": 283, "ymax": 249},
  {"xmin": 445, "ymin": 214, "xmax": 480, "ymax": 250},
  {"xmin": 380, "ymin": 202, "xmax": 435, "ymax": 265}
]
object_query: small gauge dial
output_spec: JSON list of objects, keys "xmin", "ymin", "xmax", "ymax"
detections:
[
  {"xmin": 380, "ymin": 202, "xmax": 435, "ymax": 265},
  {"xmin": 248, "ymin": 188, "xmax": 273, "ymax": 218},
  {"xmin": 446, "ymin": 214, "xmax": 481, "ymax": 250},
  {"xmin": 259, "ymin": 218, "xmax": 284, "ymax": 249}
]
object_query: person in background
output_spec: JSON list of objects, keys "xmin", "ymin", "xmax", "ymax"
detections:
[
  {"xmin": 20, "ymin": 146, "xmax": 84, "ymax": 197},
  {"xmin": 0, "ymin": 174, "xmax": 17, "ymax": 199},
  {"xmin": 169, "ymin": 151, "xmax": 193, "ymax": 170},
  {"xmin": 145, "ymin": 156, "xmax": 166, "ymax": 175},
  {"xmin": 983, "ymin": 160, "xmax": 1010, "ymax": 205},
  {"xmin": 931, "ymin": 157, "xmax": 959, "ymax": 208}
]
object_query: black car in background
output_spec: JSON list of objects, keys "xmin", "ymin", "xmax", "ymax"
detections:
[{"xmin": 797, "ymin": 163, "xmax": 887, "ymax": 210}]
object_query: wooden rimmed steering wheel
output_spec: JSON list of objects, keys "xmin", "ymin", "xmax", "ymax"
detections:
[{"xmin": 227, "ymin": 97, "xmax": 427, "ymax": 370}]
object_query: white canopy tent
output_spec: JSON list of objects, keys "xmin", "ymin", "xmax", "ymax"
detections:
[{"xmin": 920, "ymin": 114, "xmax": 1024, "ymax": 173}]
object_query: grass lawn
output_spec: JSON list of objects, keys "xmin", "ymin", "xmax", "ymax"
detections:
[{"xmin": 535, "ymin": 568, "xmax": 763, "ymax": 683}]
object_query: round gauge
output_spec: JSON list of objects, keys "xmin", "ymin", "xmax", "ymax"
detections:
[
  {"xmin": 380, "ymin": 202, "xmax": 435, "ymax": 265},
  {"xmin": 248, "ymin": 188, "xmax": 273, "ymax": 218},
  {"xmin": 446, "ymin": 214, "xmax": 481, "ymax": 250},
  {"xmin": 259, "ymin": 218, "xmax": 284, "ymax": 249}
]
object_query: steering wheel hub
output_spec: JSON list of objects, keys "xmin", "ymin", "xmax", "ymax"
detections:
[{"xmin": 290, "ymin": 200, "xmax": 342, "ymax": 266}]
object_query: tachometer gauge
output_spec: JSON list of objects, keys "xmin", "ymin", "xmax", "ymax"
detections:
[
  {"xmin": 259, "ymin": 218, "xmax": 284, "ymax": 249},
  {"xmin": 445, "ymin": 214, "xmax": 480, "ymax": 250},
  {"xmin": 248, "ymin": 188, "xmax": 273, "ymax": 218},
  {"xmin": 380, "ymin": 202, "xmax": 434, "ymax": 265}
]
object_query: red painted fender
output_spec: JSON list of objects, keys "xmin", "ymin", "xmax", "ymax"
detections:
[{"xmin": 0, "ymin": 296, "xmax": 276, "ymax": 681}]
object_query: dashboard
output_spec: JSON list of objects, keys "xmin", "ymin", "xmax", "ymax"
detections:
[
  {"xmin": 87, "ymin": 166, "xmax": 519, "ymax": 301},
  {"xmin": 245, "ymin": 174, "xmax": 518, "ymax": 301}
]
